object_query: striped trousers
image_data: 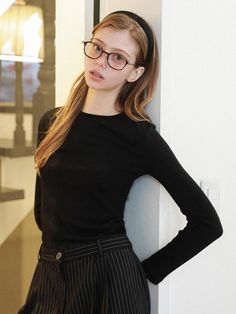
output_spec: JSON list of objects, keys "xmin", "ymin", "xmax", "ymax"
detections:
[{"xmin": 17, "ymin": 233, "xmax": 150, "ymax": 314}]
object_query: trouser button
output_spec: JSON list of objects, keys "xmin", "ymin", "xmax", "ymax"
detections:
[{"xmin": 56, "ymin": 252, "xmax": 62, "ymax": 260}]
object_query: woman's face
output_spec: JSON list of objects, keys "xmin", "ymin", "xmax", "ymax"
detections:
[{"xmin": 84, "ymin": 27, "xmax": 145, "ymax": 94}]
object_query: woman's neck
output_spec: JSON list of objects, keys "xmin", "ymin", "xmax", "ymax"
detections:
[{"xmin": 82, "ymin": 88, "xmax": 121, "ymax": 115}]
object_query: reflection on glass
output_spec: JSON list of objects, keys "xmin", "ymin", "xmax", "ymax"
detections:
[{"xmin": 0, "ymin": 61, "xmax": 40, "ymax": 102}]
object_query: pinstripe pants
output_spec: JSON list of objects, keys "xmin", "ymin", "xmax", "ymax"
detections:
[{"xmin": 17, "ymin": 233, "xmax": 150, "ymax": 314}]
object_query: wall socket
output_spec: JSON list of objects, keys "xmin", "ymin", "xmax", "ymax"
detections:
[
  {"xmin": 200, "ymin": 178, "xmax": 220, "ymax": 200},
  {"xmin": 200, "ymin": 178, "xmax": 221, "ymax": 213}
]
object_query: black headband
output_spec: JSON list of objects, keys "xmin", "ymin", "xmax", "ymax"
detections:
[{"xmin": 108, "ymin": 10, "xmax": 154, "ymax": 65}]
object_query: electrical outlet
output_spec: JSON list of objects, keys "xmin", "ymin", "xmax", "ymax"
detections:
[{"xmin": 200, "ymin": 178, "xmax": 220, "ymax": 213}]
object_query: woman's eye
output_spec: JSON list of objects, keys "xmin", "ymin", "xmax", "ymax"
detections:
[
  {"xmin": 113, "ymin": 54, "xmax": 125, "ymax": 61},
  {"xmin": 94, "ymin": 44, "xmax": 102, "ymax": 51}
]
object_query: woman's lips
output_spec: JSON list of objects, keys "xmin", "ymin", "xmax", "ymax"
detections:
[{"xmin": 89, "ymin": 71, "xmax": 104, "ymax": 80}]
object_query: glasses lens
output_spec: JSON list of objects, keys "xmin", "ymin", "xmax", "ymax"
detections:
[
  {"xmin": 84, "ymin": 42, "xmax": 102, "ymax": 59},
  {"xmin": 83, "ymin": 41, "xmax": 127, "ymax": 70},
  {"xmin": 108, "ymin": 53, "xmax": 126, "ymax": 70}
]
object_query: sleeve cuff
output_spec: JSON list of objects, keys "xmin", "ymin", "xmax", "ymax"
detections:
[{"xmin": 141, "ymin": 258, "xmax": 163, "ymax": 285}]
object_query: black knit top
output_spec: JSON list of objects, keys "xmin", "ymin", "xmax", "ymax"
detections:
[{"xmin": 34, "ymin": 106, "xmax": 223, "ymax": 285}]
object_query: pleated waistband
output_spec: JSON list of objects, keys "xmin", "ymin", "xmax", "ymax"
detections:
[{"xmin": 38, "ymin": 233, "xmax": 132, "ymax": 262}]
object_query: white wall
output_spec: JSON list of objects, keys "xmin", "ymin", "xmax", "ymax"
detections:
[
  {"xmin": 161, "ymin": 1, "xmax": 236, "ymax": 314},
  {"xmin": 55, "ymin": 0, "xmax": 85, "ymax": 107}
]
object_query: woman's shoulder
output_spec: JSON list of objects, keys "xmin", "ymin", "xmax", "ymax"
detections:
[
  {"xmin": 120, "ymin": 114, "xmax": 158, "ymax": 148},
  {"xmin": 128, "ymin": 116, "xmax": 157, "ymax": 139},
  {"xmin": 38, "ymin": 106, "xmax": 62, "ymax": 131}
]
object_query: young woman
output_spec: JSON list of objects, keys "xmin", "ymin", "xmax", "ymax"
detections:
[{"xmin": 18, "ymin": 10, "xmax": 223, "ymax": 314}]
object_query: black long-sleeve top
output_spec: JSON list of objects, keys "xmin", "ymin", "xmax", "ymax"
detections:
[{"xmin": 34, "ymin": 106, "xmax": 223, "ymax": 285}]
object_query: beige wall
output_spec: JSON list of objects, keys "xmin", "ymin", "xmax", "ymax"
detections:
[
  {"xmin": 0, "ymin": 156, "xmax": 36, "ymax": 247},
  {"xmin": 55, "ymin": 0, "xmax": 85, "ymax": 108},
  {"xmin": 0, "ymin": 210, "xmax": 41, "ymax": 313}
]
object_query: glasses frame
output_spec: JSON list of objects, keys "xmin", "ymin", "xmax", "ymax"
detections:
[{"xmin": 82, "ymin": 40, "xmax": 137, "ymax": 71}]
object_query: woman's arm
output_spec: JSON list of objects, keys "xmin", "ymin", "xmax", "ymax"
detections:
[
  {"xmin": 34, "ymin": 173, "xmax": 42, "ymax": 231},
  {"xmin": 33, "ymin": 107, "xmax": 60, "ymax": 230},
  {"xmin": 139, "ymin": 123, "xmax": 223, "ymax": 285}
]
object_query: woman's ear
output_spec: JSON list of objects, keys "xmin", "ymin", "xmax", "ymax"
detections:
[{"xmin": 127, "ymin": 66, "xmax": 145, "ymax": 83}]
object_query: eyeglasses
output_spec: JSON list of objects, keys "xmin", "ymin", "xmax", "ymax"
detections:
[{"xmin": 82, "ymin": 40, "xmax": 137, "ymax": 71}]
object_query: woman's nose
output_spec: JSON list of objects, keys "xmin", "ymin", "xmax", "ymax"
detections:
[{"xmin": 95, "ymin": 51, "xmax": 108, "ymax": 68}]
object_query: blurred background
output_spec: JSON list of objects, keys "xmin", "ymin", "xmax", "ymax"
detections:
[{"xmin": 0, "ymin": 0, "xmax": 55, "ymax": 312}]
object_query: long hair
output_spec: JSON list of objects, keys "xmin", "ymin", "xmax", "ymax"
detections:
[{"xmin": 34, "ymin": 12, "xmax": 160, "ymax": 176}]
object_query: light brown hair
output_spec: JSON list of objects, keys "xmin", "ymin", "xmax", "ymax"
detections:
[{"xmin": 34, "ymin": 12, "xmax": 160, "ymax": 176}]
